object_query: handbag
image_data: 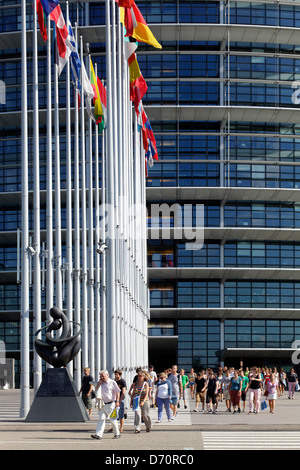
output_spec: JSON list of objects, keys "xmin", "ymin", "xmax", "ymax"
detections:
[
  {"xmin": 261, "ymin": 399, "xmax": 268, "ymax": 411},
  {"xmin": 132, "ymin": 383, "xmax": 145, "ymax": 411}
]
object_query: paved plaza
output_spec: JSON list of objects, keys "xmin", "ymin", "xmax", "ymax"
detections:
[{"xmin": 1, "ymin": 389, "xmax": 300, "ymax": 451}]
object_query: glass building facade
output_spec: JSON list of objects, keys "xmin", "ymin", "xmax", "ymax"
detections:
[
  {"xmin": 1, "ymin": 0, "xmax": 300, "ymax": 384},
  {"xmin": 144, "ymin": 0, "xmax": 300, "ymax": 371}
]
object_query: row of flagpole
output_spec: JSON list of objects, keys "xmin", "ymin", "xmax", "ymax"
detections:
[{"xmin": 20, "ymin": 0, "xmax": 159, "ymax": 417}]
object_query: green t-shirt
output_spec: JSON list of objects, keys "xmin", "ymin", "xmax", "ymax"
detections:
[
  {"xmin": 181, "ymin": 375, "xmax": 189, "ymax": 389},
  {"xmin": 241, "ymin": 376, "xmax": 249, "ymax": 391}
]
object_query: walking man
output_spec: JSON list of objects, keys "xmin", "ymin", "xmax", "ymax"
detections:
[
  {"xmin": 91, "ymin": 370, "xmax": 120, "ymax": 440},
  {"xmin": 168, "ymin": 365, "xmax": 183, "ymax": 419}
]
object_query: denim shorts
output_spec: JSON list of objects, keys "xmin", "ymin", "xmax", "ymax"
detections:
[
  {"xmin": 170, "ymin": 395, "xmax": 178, "ymax": 406},
  {"xmin": 118, "ymin": 399, "xmax": 125, "ymax": 419}
]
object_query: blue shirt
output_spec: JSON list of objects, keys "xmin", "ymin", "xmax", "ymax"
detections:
[{"xmin": 230, "ymin": 377, "xmax": 242, "ymax": 391}]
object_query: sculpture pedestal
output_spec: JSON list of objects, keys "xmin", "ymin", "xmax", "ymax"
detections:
[{"xmin": 25, "ymin": 368, "xmax": 89, "ymax": 422}]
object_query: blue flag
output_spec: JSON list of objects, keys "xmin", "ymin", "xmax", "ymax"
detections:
[{"xmin": 67, "ymin": 20, "xmax": 81, "ymax": 89}]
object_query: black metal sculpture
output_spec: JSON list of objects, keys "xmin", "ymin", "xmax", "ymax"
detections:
[{"xmin": 34, "ymin": 307, "xmax": 81, "ymax": 368}]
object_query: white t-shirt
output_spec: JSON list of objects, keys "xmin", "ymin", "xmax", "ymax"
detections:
[
  {"xmin": 149, "ymin": 370, "xmax": 157, "ymax": 384},
  {"xmin": 157, "ymin": 381, "xmax": 169, "ymax": 399}
]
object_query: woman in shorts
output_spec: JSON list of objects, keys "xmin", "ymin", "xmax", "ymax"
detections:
[
  {"xmin": 265, "ymin": 373, "xmax": 280, "ymax": 413},
  {"xmin": 188, "ymin": 368, "xmax": 196, "ymax": 400}
]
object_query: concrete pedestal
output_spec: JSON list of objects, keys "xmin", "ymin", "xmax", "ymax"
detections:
[{"xmin": 25, "ymin": 368, "xmax": 89, "ymax": 422}]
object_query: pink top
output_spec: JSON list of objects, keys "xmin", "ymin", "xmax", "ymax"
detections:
[
  {"xmin": 267, "ymin": 380, "xmax": 278, "ymax": 395},
  {"xmin": 100, "ymin": 378, "xmax": 120, "ymax": 403}
]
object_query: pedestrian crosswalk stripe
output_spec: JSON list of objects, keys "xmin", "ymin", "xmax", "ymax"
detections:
[{"xmin": 202, "ymin": 432, "xmax": 300, "ymax": 450}]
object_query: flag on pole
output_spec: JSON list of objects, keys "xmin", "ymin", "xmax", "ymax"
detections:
[
  {"xmin": 68, "ymin": 20, "xmax": 81, "ymax": 88},
  {"xmin": 90, "ymin": 58, "xmax": 105, "ymax": 131},
  {"xmin": 128, "ymin": 52, "xmax": 148, "ymax": 115},
  {"xmin": 118, "ymin": 1, "xmax": 162, "ymax": 49},
  {"xmin": 125, "ymin": 36, "xmax": 138, "ymax": 61},
  {"xmin": 40, "ymin": 0, "xmax": 69, "ymax": 58},
  {"xmin": 37, "ymin": 0, "xmax": 48, "ymax": 42},
  {"xmin": 131, "ymin": 2, "xmax": 162, "ymax": 49},
  {"xmin": 53, "ymin": 23, "xmax": 71, "ymax": 76},
  {"xmin": 142, "ymin": 107, "xmax": 159, "ymax": 163},
  {"xmin": 128, "ymin": 51, "xmax": 142, "ymax": 83},
  {"xmin": 81, "ymin": 60, "xmax": 96, "ymax": 121},
  {"xmin": 97, "ymin": 77, "xmax": 107, "ymax": 129},
  {"xmin": 117, "ymin": 0, "xmax": 135, "ymax": 7}
]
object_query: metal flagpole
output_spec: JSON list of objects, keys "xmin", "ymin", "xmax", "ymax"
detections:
[
  {"xmin": 111, "ymin": 0, "xmax": 120, "ymax": 371},
  {"xmin": 73, "ymin": 22, "xmax": 81, "ymax": 390},
  {"xmin": 101, "ymin": 128, "xmax": 107, "ymax": 371},
  {"xmin": 46, "ymin": 14, "xmax": 54, "ymax": 328},
  {"xmin": 122, "ymin": 38, "xmax": 129, "ymax": 381},
  {"xmin": 122, "ymin": 27, "xmax": 129, "ymax": 381},
  {"xmin": 117, "ymin": 10, "xmax": 124, "ymax": 373},
  {"xmin": 134, "ymin": 113, "xmax": 141, "ymax": 367},
  {"xmin": 128, "ymin": 89, "xmax": 133, "ymax": 378},
  {"xmin": 65, "ymin": 1, "xmax": 73, "ymax": 376},
  {"xmin": 87, "ymin": 55, "xmax": 95, "ymax": 378},
  {"xmin": 54, "ymin": 36, "xmax": 63, "ymax": 311},
  {"xmin": 80, "ymin": 35, "xmax": 88, "ymax": 370},
  {"xmin": 94, "ymin": 63, "xmax": 101, "ymax": 377},
  {"xmin": 141, "ymin": 123, "xmax": 149, "ymax": 368},
  {"xmin": 20, "ymin": 0, "xmax": 30, "ymax": 418},
  {"xmin": 105, "ymin": 0, "xmax": 116, "ymax": 375},
  {"xmin": 32, "ymin": 0, "xmax": 42, "ymax": 394}
]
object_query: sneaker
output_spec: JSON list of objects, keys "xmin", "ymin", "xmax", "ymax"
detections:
[
  {"xmin": 193, "ymin": 409, "xmax": 198, "ymax": 412},
  {"xmin": 91, "ymin": 434, "xmax": 101, "ymax": 440},
  {"xmin": 113, "ymin": 435, "xmax": 121, "ymax": 439},
  {"xmin": 184, "ymin": 405, "xmax": 187, "ymax": 409}
]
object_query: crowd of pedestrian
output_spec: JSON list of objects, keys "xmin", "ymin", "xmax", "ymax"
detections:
[
  {"xmin": 80, "ymin": 364, "xmax": 299, "ymax": 440},
  {"xmin": 190, "ymin": 365, "xmax": 299, "ymax": 415}
]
